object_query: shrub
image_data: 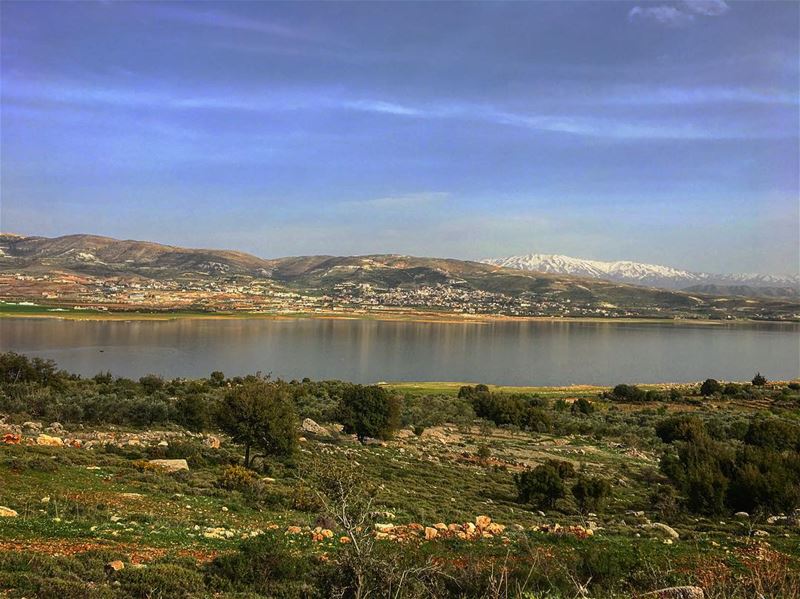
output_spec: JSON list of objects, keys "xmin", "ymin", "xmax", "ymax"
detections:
[
  {"xmin": 206, "ymin": 534, "xmax": 317, "ymax": 595},
  {"xmin": 700, "ymin": 378, "xmax": 721, "ymax": 396},
  {"xmin": 514, "ymin": 464, "xmax": 565, "ymax": 509},
  {"xmin": 217, "ymin": 465, "xmax": 258, "ymax": 492},
  {"xmin": 609, "ymin": 384, "xmax": 646, "ymax": 402},
  {"xmin": 744, "ymin": 417, "xmax": 800, "ymax": 451},
  {"xmin": 752, "ymin": 372, "xmax": 767, "ymax": 387},
  {"xmin": 655, "ymin": 415, "xmax": 705, "ymax": 444},
  {"xmin": 571, "ymin": 476, "xmax": 611, "ymax": 514},
  {"xmin": 571, "ymin": 397, "xmax": 594, "ymax": 415},
  {"xmin": 118, "ymin": 562, "xmax": 205, "ymax": 598}
]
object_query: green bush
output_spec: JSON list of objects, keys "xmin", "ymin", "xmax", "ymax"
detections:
[
  {"xmin": 700, "ymin": 378, "xmax": 721, "ymax": 396},
  {"xmin": 514, "ymin": 464, "xmax": 565, "ymax": 509},
  {"xmin": 338, "ymin": 385, "xmax": 401, "ymax": 442},
  {"xmin": 572, "ymin": 476, "xmax": 611, "ymax": 513}
]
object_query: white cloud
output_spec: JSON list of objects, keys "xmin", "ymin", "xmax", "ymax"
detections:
[
  {"xmin": 628, "ymin": 6, "xmax": 694, "ymax": 27},
  {"xmin": 628, "ymin": 0, "xmax": 730, "ymax": 27},
  {"xmin": 682, "ymin": 0, "xmax": 729, "ymax": 16}
]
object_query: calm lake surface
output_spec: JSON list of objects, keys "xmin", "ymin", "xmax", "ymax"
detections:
[{"xmin": 1, "ymin": 318, "xmax": 798, "ymax": 385}]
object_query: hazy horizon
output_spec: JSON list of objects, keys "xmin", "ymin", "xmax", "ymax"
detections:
[{"xmin": 2, "ymin": 1, "xmax": 798, "ymax": 276}]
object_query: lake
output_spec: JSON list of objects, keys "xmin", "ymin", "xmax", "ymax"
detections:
[{"xmin": 1, "ymin": 318, "xmax": 798, "ymax": 385}]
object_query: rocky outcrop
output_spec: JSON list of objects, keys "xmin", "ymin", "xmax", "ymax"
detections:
[
  {"xmin": 0, "ymin": 506, "xmax": 18, "ymax": 517},
  {"xmin": 301, "ymin": 418, "xmax": 329, "ymax": 437}
]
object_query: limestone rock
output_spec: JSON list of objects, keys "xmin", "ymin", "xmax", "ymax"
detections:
[
  {"xmin": 45, "ymin": 422, "xmax": 64, "ymax": 434},
  {"xmin": 0, "ymin": 506, "xmax": 18, "ymax": 518},
  {"xmin": 301, "ymin": 418, "xmax": 328, "ymax": 436},
  {"xmin": 105, "ymin": 560, "xmax": 125, "ymax": 574},
  {"xmin": 36, "ymin": 434, "xmax": 63, "ymax": 447},
  {"xmin": 22, "ymin": 421, "xmax": 42, "ymax": 433},
  {"xmin": 651, "ymin": 522, "xmax": 679, "ymax": 539},
  {"xmin": 147, "ymin": 459, "xmax": 189, "ymax": 472},
  {"xmin": 204, "ymin": 435, "xmax": 221, "ymax": 449}
]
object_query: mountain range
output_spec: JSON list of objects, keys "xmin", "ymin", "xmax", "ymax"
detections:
[
  {"xmin": 483, "ymin": 254, "xmax": 799, "ymax": 299},
  {"xmin": 0, "ymin": 234, "xmax": 798, "ymax": 321}
]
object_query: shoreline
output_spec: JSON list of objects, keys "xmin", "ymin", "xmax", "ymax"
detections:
[{"xmin": 1, "ymin": 307, "xmax": 794, "ymax": 326}]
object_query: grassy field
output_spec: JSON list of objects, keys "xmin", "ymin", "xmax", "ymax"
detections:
[
  {"xmin": 0, "ymin": 353, "xmax": 798, "ymax": 597},
  {"xmin": 2, "ymin": 400, "xmax": 799, "ymax": 597},
  {"xmin": 0, "ymin": 301, "xmax": 762, "ymax": 325}
]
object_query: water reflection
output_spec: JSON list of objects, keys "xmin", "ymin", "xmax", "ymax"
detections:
[{"xmin": 0, "ymin": 318, "xmax": 797, "ymax": 385}]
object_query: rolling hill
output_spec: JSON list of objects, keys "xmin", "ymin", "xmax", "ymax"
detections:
[{"xmin": 1, "ymin": 234, "xmax": 798, "ymax": 320}]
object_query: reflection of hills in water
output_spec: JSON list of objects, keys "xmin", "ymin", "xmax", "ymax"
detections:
[{"xmin": 1, "ymin": 317, "xmax": 797, "ymax": 385}]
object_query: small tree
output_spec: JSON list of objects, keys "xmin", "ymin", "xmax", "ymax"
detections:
[
  {"xmin": 209, "ymin": 371, "xmax": 226, "ymax": 387},
  {"xmin": 514, "ymin": 464, "xmax": 565, "ymax": 509},
  {"xmin": 700, "ymin": 378, "xmax": 721, "ymax": 396},
  {"xmin": 571, "ymin": 476, "xmax": 611, "ymax": 514},
  {"xmin": 217, "ymin": 379, "xmax": 298, "ymax": 468},
  {"xmin": 752, "ymin": 372, "xmax": 767, "ymax": 387},
  {"xmin": 338, "ymin": 385, "xmax": 401, "ymax": 443},
  {"xmin": 571, "ymin": 397, "xmax": 594, "ymax": 415}
]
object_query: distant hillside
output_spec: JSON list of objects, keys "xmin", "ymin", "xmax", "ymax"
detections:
[
  {"xmin": 1, "ymin": 234, "xmax": 798, "ymax": 320},
  {"xmin": 0, "ymin": 233, "xmax": 274, "ymax": 279},
  {"xmin": 483, "ymin": 253, "xmax": 799, "ymax": 299}
]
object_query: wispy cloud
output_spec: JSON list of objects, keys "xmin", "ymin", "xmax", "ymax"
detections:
[
  {"xmin": 682, "ymin": 0, "xmax": 729, "ymax": 17},
  {"xmin": 4, "ymin": 78, "xmax": 793, "ymax": 141},
  {"xmin": 142, "ymin": 4, "xmax": 319, "ymax": 43},
  {"xmin": 629, "ymin": 0, "xmax": 729, "ymax": 27},
  {"xmin": 341, "ymin": 192, "xmax": 451, "ymax": 211},
  {"xmin": 601, "ymin": 86, "xmax": 797, "ymax": 105}
]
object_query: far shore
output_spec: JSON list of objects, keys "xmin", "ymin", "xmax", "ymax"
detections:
[{"xmin": 1, "ymin": 305, "xmax": 794, "ymax": 326}]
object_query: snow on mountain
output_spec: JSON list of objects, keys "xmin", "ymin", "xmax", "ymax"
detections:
[{"xmin": 482, "ymin": 254, "xmax": 800, "ymax": 294}]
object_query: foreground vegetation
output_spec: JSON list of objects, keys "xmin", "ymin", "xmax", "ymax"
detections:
[{"xmin": 0, "ymin": 352, "xmax": 799, "ymax": 598}]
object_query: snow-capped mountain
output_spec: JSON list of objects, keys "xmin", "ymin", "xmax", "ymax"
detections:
[{"xmin": 482, "ymin": 254, "xmax": 800, "ymax": 297}]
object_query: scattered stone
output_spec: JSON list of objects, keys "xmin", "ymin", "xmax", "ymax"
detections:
[
  {"xmin": 204, "ymin": 527, "xmax": 234, "ymax": 539},
  {"xmin": 642, "ymin": 586, "xmax": 704, "ymax": 599},
  {"xmin": 734, "ymin": 512, "xmax": 749, "ymax": 519},
  {"xmin": 651, "ymin": 523, "xmax": 680, "ymax": 540},
  {"xmin": 204, "ymin": 435, "xmax": 221, "ymax": 449},
  {"xmin": 2, "ymin": 433, "xmax": 21, "ymax": 445},
  {"xmin": 22, "ymin": 421, "xmax": 42, "ymax": 433},
  {"xmin": 157, "ymin": 440, "xmax": 169, "ymax": 448},
  {"xmin": 147, "ymin": 459, "xmax": 189, "ymax": 472},
  {"xmin": 766, "ymin": 515, "xmax": 786, "ymax": 524},
  {"xmin": 105, "ymin": 560, "xmax": 125, "ymax": 574},
  {"xmin": 0, "ymin": 506, "xmax": 18, "ymax": 518},
  {"xmin": 36, "ymin": 434, "xmax": 63, "ymax": 447},
  {"xmin": 424, "ymin": 526, "xmax": 438, "ymax": 540},
  {"xmin": 753, "ymin": 529, "xmax": 770, "ymax": 537}
]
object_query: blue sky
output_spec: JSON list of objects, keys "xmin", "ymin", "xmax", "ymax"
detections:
[{"xmin": 1, "ymin": 1, "xmax": 798, "ymax": 275}]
